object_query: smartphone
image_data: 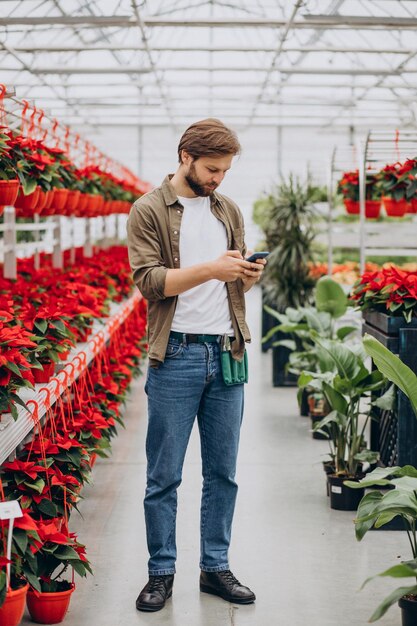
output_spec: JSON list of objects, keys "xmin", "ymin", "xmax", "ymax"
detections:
[{"xmin": 245, "ymin": 251, "xmax": 269, "ymax": 263}]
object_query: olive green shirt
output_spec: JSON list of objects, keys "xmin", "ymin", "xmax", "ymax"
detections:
[{"xmin": 126, "ymin": 175, "xmax": 251, "ymax": 367}]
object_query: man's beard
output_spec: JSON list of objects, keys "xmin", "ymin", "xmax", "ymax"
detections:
[{"xmin": 185, "ymin": 162, "xmax": 217, "ymax": 197}]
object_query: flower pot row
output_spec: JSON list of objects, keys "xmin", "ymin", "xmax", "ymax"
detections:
[
  {"xmin": 0, "ymin": 582, "xmax": 74, "ymax": 626},
  {"xmin": 343, "ymin": 197, "xmax": 417, "ymax": 218},
  {"xmin": 0, "ymin": 181, "xmax": 132, "ymax": 219}
]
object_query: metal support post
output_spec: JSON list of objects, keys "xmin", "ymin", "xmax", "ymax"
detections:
[
  {"xmin": 3, "ymin": 206, "xmax": 17, "ymax": 280},
  {"xmin": 70, "ymin": 217, "xmax": 76, "ymax": 265},
  {"xmin": 52, "ymin": 216, "xmax": 63, "ymax": 268},
  {"xmin": 358, "ymin": 133, "xmax": 370, "ymax": 274},
  {"xmin": 34, "ymin": 213, "xmax": 40, "ymax": 270},
  {"xmin": 84, "ymin": 218, "xmax": 93, "ymax": 257},
  {"xmin": 327, "ymin": 147, "xmax": 336, "ymax": 276}
]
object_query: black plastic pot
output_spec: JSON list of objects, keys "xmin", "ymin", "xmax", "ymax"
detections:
[
  {"xmin": 272, "ymin": 339, "xmax": 298, "ymax": 387},
  {"xmin": 299, "ymin": 388, "xmax": 310, "ymax": 417},
  {"xmin": 399, "ymin": 596, "xmax": 417, "ymax": 626},
  {"xmin": 323, "ymin": 462, "xmax": 336, "ymax": 497},
  {"xmin": 328, "ymin": 475, "xmax": 365, "ymax": 511}
]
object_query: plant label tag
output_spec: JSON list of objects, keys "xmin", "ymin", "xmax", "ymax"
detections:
[
  {"xmin": 0, "ymin": 500, "xmax": 23, "ymax": 520},
  {"xmin": 331, "ymin": 486, "xmax": 342, "ymax": 494}
]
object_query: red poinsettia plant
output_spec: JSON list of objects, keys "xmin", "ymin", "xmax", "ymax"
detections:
[
  {"xmin": 0, "ymin": 509, "xmax": 40, "ymax": 605},
  {"xmin": 337, "ymin": 170, "xmax": 381, "ymax": 201},
  {"xmin": 350, "ymin": 265, "xmax": 417, "ymax": 321},
  {"xmin": 25, "ymin": 517, "xmax": 92, "ymax": 592},
  {"xmin": 374, "ymin": 159, "xmax": 417, "ymax": 201},
  {"xmin": 0, "ymin": 297, "xmax": 38, "ymax": 418}
]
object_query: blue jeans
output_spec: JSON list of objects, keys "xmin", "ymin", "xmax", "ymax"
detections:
[{"xmin": 144, "ymin": 336, "xmax": 244, "ymax": 576}]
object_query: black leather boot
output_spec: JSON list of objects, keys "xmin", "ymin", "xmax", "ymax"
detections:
[
  {"xmin": 200, "ymin": 570, "xmax": 256, "ymax": 604},
  {"xmin": 136, "ymin": 574, "xmax": 174, "ymax": 612}
]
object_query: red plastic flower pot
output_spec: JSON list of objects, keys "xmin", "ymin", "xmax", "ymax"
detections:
[
  {"xmin": 383, "ymin": 196, "xmax": 407, "ymax": 217},
  {"xmin": 0, "ymin": 179, "xmax": 20, "ymax": 207},
  {"xmin": 50, "ymin": 188, "xmax": 69, "ymax": 215},
  {"xmin": 35, "ymin": 189, "xmax": 51, "ymax": 215},
  {"xmin": 26, "ymin": 584, "xmax": 75, "ymax": 624},
  {"xmin": 41, "ymin": 188, "xmax": 56, "ymax": 215},
  {"xmin": 74, "ymin": 192, "xmax": 89, "ymax": 217},
  {"xmin": 0, "ymin": 582, "xmax": 29, "ymax": 626},
  {"xmin": 64, "ymin": 190, "xmax": 80, "ymax": 216},
  {"xmin": 343, "ymin": 199, "xmax": 359, "ymax": 215},
  {"xmin": 408, "ymin": 199, "xmax": 417, "ymax": 214},
  {"xmin": 14, "ymin": 186, "xmax": 40, "ymax": 217},
  {"xmin": 32, "ymin": 361, "xmax": 55, "ymax": 384},
  {"xmin": 365, "ymin": 200, "xmax": 381, "ymax": 219},
  {"xmin": 102, "ymin": 200, "xmax": 112, "ymax": 216}
]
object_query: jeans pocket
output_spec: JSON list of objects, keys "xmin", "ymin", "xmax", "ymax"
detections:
[{"xmin": 165, "ymin": 340, "xmax": 184, "ymax": 359}]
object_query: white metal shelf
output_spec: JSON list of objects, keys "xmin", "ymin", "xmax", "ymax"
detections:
[
  {"xmin": 328, "ymin": 130, "xmax": 417, "ymax": 273},
  {"xmin": 0, "ymin": 290, "xmax": 142, "ymax": 465}
]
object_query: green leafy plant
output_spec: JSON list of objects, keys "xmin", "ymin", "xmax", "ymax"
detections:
[
  {"xmin": 300, "ymin": 337, "xmax": 388, "ymax": 477},
  {"xmin": 256, "ymin": 175, "xmax": 318, "ymax": 310},
  {"xmin": 342, "ymin": 334, "xmax": 417, "ymax": 621}
]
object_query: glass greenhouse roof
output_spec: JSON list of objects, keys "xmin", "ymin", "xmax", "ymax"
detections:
[{"xmin": 1, "ymin": 0, "xmax": 417, "ymax": 131}]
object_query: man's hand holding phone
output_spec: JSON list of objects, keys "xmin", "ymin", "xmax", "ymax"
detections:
[{"xmin": 241, "ymin": 251, "xmax": 268, "ymax": 291}]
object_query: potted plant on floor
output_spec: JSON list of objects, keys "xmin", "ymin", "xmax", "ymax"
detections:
[
  {"xmin": 25, "ymin": 518, "xmax": 92, "ymax": 624},
  {"xmin": 254, "ymin": 175, "xmax": 317, "ymax": 379},
  {"xmin": 264, "ymin": 276, "xmax": 358, "ymax": 416},
  {"xmin": 344, "ymin": 333, "xmax": 417, "ymax": 623},
  {"xmin": 299, "ymin": 336, "xmax": 388, "ymax": 509},
  {"xmin": 0, "ymin": 509, "xmax": 40, "ymax": 626}
]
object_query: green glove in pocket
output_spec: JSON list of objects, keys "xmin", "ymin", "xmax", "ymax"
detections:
[{"xmin": 220, "ymin": 335, "xmax": 248, "ymax": 386}]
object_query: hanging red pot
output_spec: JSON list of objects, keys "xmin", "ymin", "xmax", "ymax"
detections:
[
  {"xmin": 0, "ymin": 179, "xmax": 20, "ymax": 208},
  {"xmin": 26, "ymin": 584, "xmax": 75, "ymax": 624},
  {"xmin": 364, "ymin": 200, "xmax": 381, "ymax": 219},
  {"xmin": 32, "ymin": 361, "xmax": 55, "ymax": 384},
  {"xmin": 0, "ymin": 582, "xmax": 29, "ymax": 626},
  {"xmin": 74, "ymin": 192, "xmax": 89, "ymax": 217},
  {"xmin": 343, "ymin": 199, "xmax": 359, "ymax": 214},
  {"xmin": 14, "ymin": 186, "xmax": 41, "ymax": 217},
  {"xmin": 41, "ymin": 188, "xmax": 56, "ymax": 215},
  {"xmin": 64, "ymin": 190, "xmax": 80, "ymax": 216},
  {"xmin": 50, "ymin": 188, "xmax": 69, "ymax": 215},
  {"xmin": 102, "ymin": 200, "xmax": 112, "ymax": 216},
  {"xmin": 407, "ymin": 199, "xmax": 417, "ymax": 213},
  {"xmin": 35, "ymin": 189, "xmax": 51, "ymax": 215},
  {"xmin": 383, "ymin": 196, "xmax": 407, "ymax": 217}
]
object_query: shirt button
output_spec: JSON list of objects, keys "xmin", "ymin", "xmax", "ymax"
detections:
[
  {"xmin": 174, "ymin": 257, "xmax": 178, "ymax": 262},
  {"xmin": 177, "ymin": 210, "xmax": 181, "ymax": 214},
  {"xmin": 173, "ymin": 230, "xmax": 178, "ymax": 234}
]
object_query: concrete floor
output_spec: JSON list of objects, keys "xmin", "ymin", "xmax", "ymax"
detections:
[{"xmin": 21, "ymin": 286, "xmax": 406, "ymax": 626}]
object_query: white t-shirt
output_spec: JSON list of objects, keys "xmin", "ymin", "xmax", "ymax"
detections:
[{"xmin": 171, "ymin": 195, "xmax": 234, "ymax": 335}]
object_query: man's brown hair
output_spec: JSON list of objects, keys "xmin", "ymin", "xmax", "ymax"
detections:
[{"xmin": 178, "ymin": 118, "xmax": 241, "ymax": 163}]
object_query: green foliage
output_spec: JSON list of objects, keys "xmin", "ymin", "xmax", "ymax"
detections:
[
  {"xmin": 363, "ymin": 334, "xmax": 417, "ymax": 419},
  {"xmin": 315, "ymin": 276, "xmax": 348, "ymax": 319},
  {"xmin": 256, "ymin": 175, "xmax": 318, "ymax": 310}
]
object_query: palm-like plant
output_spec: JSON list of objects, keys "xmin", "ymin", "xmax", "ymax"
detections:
[{"xmin": 259, "ymin": 175, "xmax": 318, "ymax": 310}]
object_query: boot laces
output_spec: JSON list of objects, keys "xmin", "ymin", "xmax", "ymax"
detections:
[
  {"xmin": 218, "ymin": 570, "xmax": 241, "ymax": 587},
  {"xmin": 148, "ymin": 576, "xmax": 168, "ymax": 593}
]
